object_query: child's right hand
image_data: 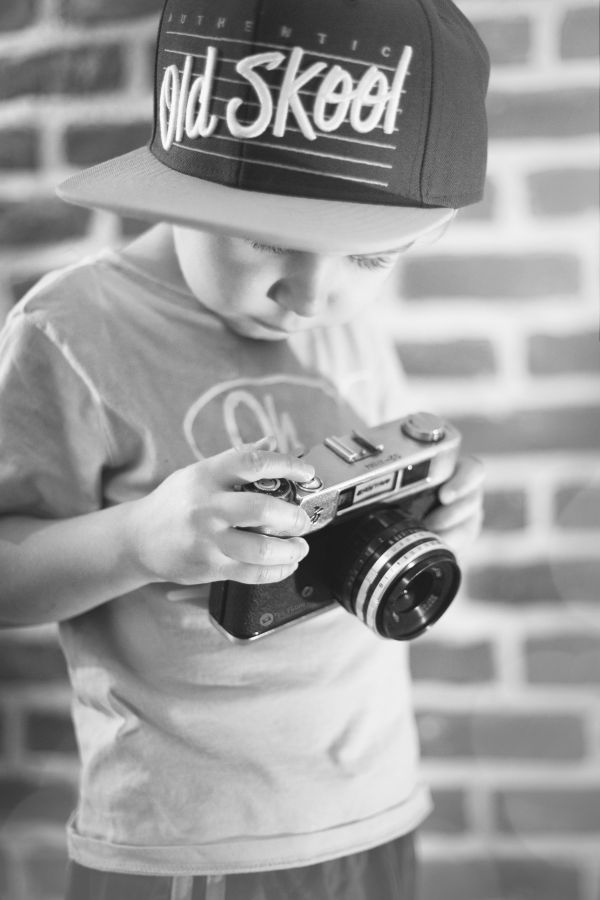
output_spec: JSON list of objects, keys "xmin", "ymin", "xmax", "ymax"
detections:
[{"xmin": 129, "ymin": 437, "xmax": 315, "ymax": 586}]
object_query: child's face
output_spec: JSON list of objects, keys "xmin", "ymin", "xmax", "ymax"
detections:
[{"xmin": 173, "ymin": 226, "xmax": 410, "ymax": 340}]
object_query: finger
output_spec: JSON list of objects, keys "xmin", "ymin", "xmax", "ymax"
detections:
[
  {"xmin": 218, "ymin": 491, "xmax": 311, "ymax": 535},
  {"xmin": 209, "ymin": 438, "xmax": 315, "ymax": 488},
  {"xmin": 219, "ymin": 529, "xmax": 309, "ymax": 567},
  {"xmin": 425, "ymin": 493, "xmax": 483, "ymax": 532},
  {"xmin": 438, "ymin": 455, "xmax": 485, "ymax": 505},
  {"xmin": 223, "ymin": 560, "xmax": 301, "ymax": 585},
  {"xmin": 433, "ymin": 508, "xmax": 484, "ymax": 552}
]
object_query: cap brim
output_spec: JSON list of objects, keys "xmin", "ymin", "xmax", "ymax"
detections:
[{"xmin": 57, "ymin": 147, "xmax": 455, "ymax": 254}]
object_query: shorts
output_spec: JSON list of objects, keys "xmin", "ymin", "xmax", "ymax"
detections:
[{"xmin": 65, "ymin": 832, "xmax": 417, "ymax": 900}]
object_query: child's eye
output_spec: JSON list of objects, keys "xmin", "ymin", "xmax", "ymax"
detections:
[
  {"xmin": 247, "ymin": 241, "xmax": 286, "ymax": 255},
  {"xmin": 349, "ymin": 254, "xmax": 395, "ymax": 271}
]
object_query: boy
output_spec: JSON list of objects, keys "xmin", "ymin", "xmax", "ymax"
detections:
[{"xmin": 0, "ymin": 1, "xmax": 488, "ymax": 898}]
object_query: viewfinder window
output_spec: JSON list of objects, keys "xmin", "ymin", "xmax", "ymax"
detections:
[{"xmin": 401, "ymin": 459, "xmax": 430, "ymax": 487}]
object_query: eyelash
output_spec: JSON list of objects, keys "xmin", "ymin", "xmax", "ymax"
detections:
[
  {"xmin": 247, "ymin": 241, "xmax": 285, "ymax": 255},
  {"xmin": 349, "ymin": 255, "xmax": 394, "ymax": 271},
  {"xmin": 248, "ymin": 241, "xmax": 394, "ymax": 270}
]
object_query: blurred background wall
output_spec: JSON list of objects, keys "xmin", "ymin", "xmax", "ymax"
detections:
[{"xmin": 0, "ymin": 1, "xmax": 598, "ymax": 898}]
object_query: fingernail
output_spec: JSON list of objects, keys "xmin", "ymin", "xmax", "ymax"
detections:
[
  {"xmin": 297, "ymin": 538, "xmax": 309, "ymax": 558},
  {"xmin": 296, "ymin": 509, "xmax": 311, "ymax": 534}
]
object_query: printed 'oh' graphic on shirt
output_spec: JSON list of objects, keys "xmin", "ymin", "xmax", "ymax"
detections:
[{"xmin": 183, "ymin": 374, "xmax": 341, "ymax": 459}]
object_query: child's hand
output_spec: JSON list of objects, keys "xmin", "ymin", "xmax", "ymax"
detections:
[
  {"xmin": 423, "ymin": 455, "xmax": 485, "ymax": 552},
  {"xmin": 129, "ymin": 437, "xmax": 314, "ymax": 586}
]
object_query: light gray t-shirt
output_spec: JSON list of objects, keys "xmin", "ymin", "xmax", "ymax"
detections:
[{"xmin": 0, "ymin": 248, "xmax": 431, "ymax": 875}]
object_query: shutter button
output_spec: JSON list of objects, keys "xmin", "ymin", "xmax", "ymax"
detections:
[
  {"xmin": 401, "ymin": 412, "xmax": 446, "ymax": 443},
  {"xmin": 296, "ymin": 475, "xmax": 323, "ymax": 492}
]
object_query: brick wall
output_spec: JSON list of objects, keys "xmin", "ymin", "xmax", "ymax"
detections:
[{"xmin": 0, "ymin": 1, "xmax": 598, "ymax": 899}]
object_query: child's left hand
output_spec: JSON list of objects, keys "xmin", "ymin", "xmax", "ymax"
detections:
[{"xmin": 424, "ymin": 455, "xmax": 485, "ymax": 552}]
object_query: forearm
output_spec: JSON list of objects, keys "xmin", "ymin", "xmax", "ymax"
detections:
[
  {"xmin": 0, "ymin": 443, "xmax": 316, "ymax": 628},
  {"xmin": 0, "ymin": 502, "xmax": 150, "ymax": 627}
]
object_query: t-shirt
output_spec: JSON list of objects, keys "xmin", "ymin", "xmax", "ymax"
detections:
[{"xmin": 0, "ymin": 245, "xmax": 431, "ymax": 875}]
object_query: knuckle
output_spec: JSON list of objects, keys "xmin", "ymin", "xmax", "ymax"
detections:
[
  {"xmin": 256, "ymin": 538, "xmax": 273, "ymax": 563},
  {"xmin": 230, "ymin": 564, "xmax": 254, "ymax": 584},
  {"xmin": 262, "ymin": 564, "xmax": 293, "ymax": 583},
  {"xmin": 256, "ymin": 565, "xmax": 274, "ymax": 583},
  {"xmin": 245, "ymin": 447, "xmax": 267, "ymax": 478},
  {"xmin": 252, "ymin": 494, "xmax": 273, "ymax": 523}
]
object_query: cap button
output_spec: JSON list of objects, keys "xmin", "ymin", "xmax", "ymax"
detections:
[{"xmin": 401, "ymin": 412, "xmax": 446, "ymax": 443}]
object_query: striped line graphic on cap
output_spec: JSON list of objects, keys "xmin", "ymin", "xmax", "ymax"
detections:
[{"xmin": 165, "ymin": 30, "xmax": 402, "ymax": 73}]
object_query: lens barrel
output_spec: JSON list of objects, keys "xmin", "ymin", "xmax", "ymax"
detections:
[{"xmin": 329, "ymin": 506, "xmax": 461, "ymax": 640}]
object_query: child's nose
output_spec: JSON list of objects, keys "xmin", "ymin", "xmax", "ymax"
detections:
[{"xmin": 270, "ymin": 253, "xmax": 335, "ymax": 317}]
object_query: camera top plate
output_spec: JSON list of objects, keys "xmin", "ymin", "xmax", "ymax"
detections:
[{"xmin": 288, "ymin": 412, "xmax": 461, "ymax": 532}]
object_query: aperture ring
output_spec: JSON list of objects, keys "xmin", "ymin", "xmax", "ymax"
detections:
[{"xmin": 353, "ymin": 534, "xmax": 450, "ymax": 631}]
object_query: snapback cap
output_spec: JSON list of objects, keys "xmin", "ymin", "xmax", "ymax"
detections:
[{"xmin": 57, "ymin": 0, "xmax": 489, "ymax": 253}]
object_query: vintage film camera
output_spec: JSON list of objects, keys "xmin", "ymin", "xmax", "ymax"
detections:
[{"xmin": 209, "ymin": 412, "xmax": 462, "ymax": 642}]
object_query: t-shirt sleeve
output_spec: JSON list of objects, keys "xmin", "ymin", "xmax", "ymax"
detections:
[{"xmin": 0, "ymin": 311, "xmax": 113, "ymax": 518}]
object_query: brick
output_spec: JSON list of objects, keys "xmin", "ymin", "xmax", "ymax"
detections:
[
  {"xmin": 417, "ymin": 710, "xmax": 585, "ymax": 760},
  {"xmin": 23, "ymin": 845, "xmax": 69, "ymax": 900},
  {"xmin": 410, "ymin": 639, "xmax": 494, "ymax": 683},
  {"xmin": 9, "ymin": 273, "xmax": 46, "ymax": 304},
  {"xmin": 60, "ymin": 0, "xmax": 162, "ymax": 23},
  {"xmin": 561, "ymin": 6, "xmax": 600, "ymax": 60},
  {"xmin": 0, "ymin": 128, "xmax": 39, "ymax": 170},
  {"xmin": 0, "ymin": 45, "xmax": 123, "ymax": 101},
  {"xmin": 528, "ymin": 332, "xmax": 600, "ymax": 375},
  {"xmin": 420, "ymin": 857, "xmax": 581, "ymax": 900},
  {"xmin": 0, "ymin": 198, "xmax": 91, "ymax": 246},
  {"xmin": 483, "ymin": 489, "xmax": 527, "ymax": 531},
  {"xmin": 555, "ymin": 482, "xmax": 600, "ymax": 529},
  {"xmin": 403, "ymin": 254, "xmax": 580, "ymax": 300},
  {"xmin": 395, "ymin": 339, "xmax": 496, "ymax": 378},
  {"xmin": 65, "ymin": 121, "xmax": 151, "ymax": 167},
  {"xmin": 451, "ymin": 406, "xmax": 600, "ymax": 454},
  {"xmin": 423, "ymin": 788, "xmax": 467, "ymax": 833},
  {"xmin": 0, "ymin": 0, "xmax": 37, "ymax": 32},
  {"xmin": 467, "ymin": 559, "xmax": 600, "ymax": 605},
  {"xmin": 0, "ymin": 283, "xmax": 13, "ymax": 326},
  {"xmin": 496, "ymin": 788, "xmax": 600, "ymax": 833},
  {"xmin": 0, "ymin": 639, "xmax": 68, "ymax": 683},
  {"xmin": 0, "ymin": 777, "xmax": 76, "ymax": 825},
  {"xmin": 456, "ymin": 179, "xmax": 495, "ymax": 221},
  {"xmin": 488, "ymin": 88, "xmax": 599, "ymax": 139},
  {"xmin": 529, "ymin": 168, "xmax": 600, "ymax": 216},
  {"xmin": 471, "ymin": 17, "xmax": 532, "ymax": 67},
  {"xmin": 526, "ymin": 635, "xmax": 600, "ymax": 684},
  {"xmin": 25, "ymin": 711, "xmax": 77, "ymax": 754},
  {"xmin": 0, "ymin": 846, "xmax": 10, "ymax": 899}
]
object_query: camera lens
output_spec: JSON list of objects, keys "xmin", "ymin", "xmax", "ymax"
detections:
[
  {"xmin": 328, "ymin": 507, "xmax": 461, "ymax": 640},
  {"xmin": 376, "ymin": 556, "xmax": 459, "ymax": 639},
  {"xmin": 386, "ymin": 570, "xmax": 436, "ymax": 613}
]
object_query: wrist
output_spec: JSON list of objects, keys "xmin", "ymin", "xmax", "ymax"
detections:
[{"xmin": 118, "ymin": 497, "xmax": 161, "ymax": 586}]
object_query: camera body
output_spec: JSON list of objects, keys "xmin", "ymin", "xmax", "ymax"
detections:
[{"xmin": 209, "ymin": 412, "xmax": 462, "ymax": 642}]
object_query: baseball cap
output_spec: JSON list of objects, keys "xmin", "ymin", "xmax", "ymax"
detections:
[{"xmin": 57, "ymin": 0, "xmax": 489, "ymax": 254}]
